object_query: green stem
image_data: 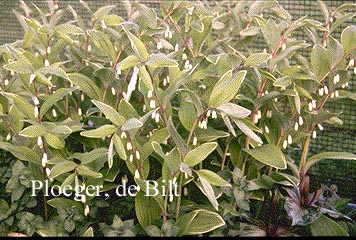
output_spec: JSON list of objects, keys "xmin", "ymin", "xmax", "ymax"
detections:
[
  {"xmin": 221, "ymin": 135, "xmax": 232, "ymax": 171},
  {"xmin": 299, "ymin": 134, "xmax": 311, "ymax": 177},
  {"xmin": 175, "ymin": 173, "xmax": 183, "ymax": 219}
]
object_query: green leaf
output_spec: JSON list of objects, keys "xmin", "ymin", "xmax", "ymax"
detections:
[
  {"xmin": 305, "ymin": 152, "xmax": 356, "ymax": 172},
  {"xmin": 93, "ymin": 5, "xmax": 116, "ymax": 20},
  {"xmin": 19, "ymin": 125, "xmax": 47, "ymax": 138},
  {"xmin": 340, "ymin": 25, "xmax": 356, "ymax": 53},
  {"xmin": 310, "ymin": 215, "xmax": 348, "ymax": 236},
  {"xmin": 55, "ymin": 23, "xmax": 84, "ymax": 35},
  {"xmin": 135, "ymin": 191, "xmax": 161, "ymax": 228},
  {"xmin": 0, "ymin": 142, "xmax": 40, "ymax": 165},
  {"xmin": 328, "ymin": 37, "xmax": 344, "ymax": 68},
  {"xmin": 195, "ymin": 128, "xmax": 229, "ymax": 142},
  {"xmin": 82, "ymin": 227, "xmax": 94, "ymax": 237},
  {"xmin": 178, "ymin": 103, "xmax": 197, "ymax": 131},
  {"xmin": 77, "ymin": 165, "xmax": 103, "ymax": 178},
  {"xmin": 217, "ymin": 102, "xmax": 251, "ymax": 119},
  {"xmin": 311, "ymin": 44, "xmax": 330, "ymax": 81},
  {"xmin": 244, "ymin": 53, "xmax": 270, "ymax": 66},
  {"xmin": 138, "ymin": 66, "xmax": 153, "ymax": 91},
  {"xmin": 92, "ymin": 100, "xmax": 126, "ymax": 126},
  {"xmin": 33, "ymin": 71, "xmax": 53, "ymax": 87},
  {"xmin": 103, "ymin": 14, "xmax": 124, "ymax": 27},
  {"xmin": 248, "ymin": 1, "xmax": 278, "ymax": 16},
  {"xmin": 175, "ymin": 210, "xmax": 225, "ymax": 236},
  {"xmin": 40, "ymin": 87, "xmax": 78, "ymax": 117},
  {"xmin": 243, "ymin": 144, "xmax": 287, "ymax": 169},
  {"xmin": 339, "ymin": 90, "xmax": 356, "ymax": 101},
  {"xmin": 317, "ymin": 0, "xmax": 329, "ymax": 21},
  {"xmin": 44, "ymin": 133, "xmax": 65, "ymax": 149},
  {"xmin": 1, "ymin": 92, "xmax": 35, "ymax": 119},
  {"xmin": 38, "ymin": 66, "xmax": 68, "ymax": 79},
  {"xmin": 47, "ymin": 197, "xmax": 83, "ymax": 214},
  {"xmin": 198, "ymin": 176, "xmax": 219, "ymax": 210},
  {"xmin": 234, "ymin": 119, "xmax": 263, "ymax": 144},
  {"xmin": 68, "ymin": 73, "xmax": 102, "ymax": 100},
  {"xmin": 196, "ymin": 170, "xmax": 231, "ymax": 187},
  {"xmin": 112, "ymin": 134, "xmax": 127, "ymax": 160},
  {"xmin": 120, "ymin": 118, "xmax": 143, "ymax": 131},
  {"xmin": 146, "ymin": 53, "xmax": 179, "ymax": 68},
  {"xmin": 51, "ymin": 125, "xmax": 72, "ymax": 135},
  {"xmin": 117, "ymin": 55, "xmax": 140, "ymax": 71},
  {"xmin": 209, "ymin": 70, "xmax": 247, "ymax": 106},
  {"xmin": 87, "ymin": 30, "xmax": 116, "ymax": 60},
  {"xmin": 163, "ymin": 67, "xmax": 196, "ymax": 107},
  {"xmin": 80, "ymin": 125, "xmax": 116, "ymax": 138},
  {"xmin": 49, "ymin": 161, "xmax": 77, "ymax": 179},
  {"xmin": 167, "ymin": 117, "xmax": 190, "ymax": 157},
  {"xmin": 123, "ymin": 27, "xmax": 149, "ymax": 62},
  {"xmin": 183, "ymin": 142, "xmax": 217, "ymax": 167}
]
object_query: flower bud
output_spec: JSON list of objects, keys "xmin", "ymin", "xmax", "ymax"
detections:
[
  {"xmin": 126, "ymin": 142, "xmax": 132, "ymax": 151},
  {"xmin": 184, "ymin": 60, "xmax": 190, "ymax": 69},
  {"xmin": 111, "ymin": 87, "xmax": 116, "ymax": 96},
  {"xmin": 42, "ymin": 152, "xmax": 48, "ymax": 167},
  {"xmin": 150, "ymin": 99, "xmax": 156, "ymax": 109},
  {"xmin": 299, "ymin": 116, "xmax": 303, "ymax": 125},
  {"xmin": 283, "ymin": 140, "xmax": 288, "ymax": 149},
  {"xmin": 157, "ymin": 40, "xmax": 163, "ymax": 50},
  {"xmin": 134, "ymin": 169, "xmax": 140, "ymax": 179},
  {"xmin": 34, "ymin": 106, "xmax": 39, "ymax": 118},
  {"xmin": 101, "ymin": 20, "xmax": 107, "ymax": 29},
  {"xmin": 211, "ymin": 110, "xmax": 218, "ymax": 119},
  {"xmin": 147, "ymin": 90, "xmax": 153, "ymax": 98},
  {"xmin": 37, "ymin": 136, "xmax": 43, "ymax": 147},
  {"xmin": 6, "ymin": 133, "xmax": 11, "ymax": 141},
  {"xmin": 264, "ymin": 125, "xmax": 270, "ymax": 134},
  {"xmin": 335, "ymin": 90, "xmax": 339, "ymax": 98},
  {"xmin": 84, "ymin": 205, "xmax": 90, "ymax": 217},
  {"xmin": 318, "ymin": 88, "xmax": 324, "ymax": 96},
  {"xmin": 317, "ymin": 124, "xmax": 323, "ymax": 131},
  {"xmin": 324, "ymin": 86, "xmax": 329, "ymax": 95},
  {"xmin": 33, "ymin": 96, "xmax": 40, "ymax": 106},
  {"xmin": 287, "ymin": 135, "xmax": 293, "ymax": 144},
  {"xmin": 182, "ymin": 53, "xmax": 187, "ymax": 60},
  {"xmin": 155, "ymin": 112, "xmax": 160, "ymax": 123},
  {"xmin": 294, "ymin": 122, "xmax": 299, "ymax": 131},
  {"xmin": 135, "ymin": 150, "xmax": 140, "ymax": 160},
  {"xmin": 121, "ymin": 132, "xmax": 127, "ymax": 139},
  {"xmin": 349, "ymin": 59, "xmax": 354, "ymax": 68},
  {"xmin": 46, "ymin": 167, "xmax": 51, "ymax": 177},
  {"xmin": 193, "ymin": 136, "xmax": 197, "ymax": 146},
  {"xmin": 129, "ymin": 154, "xmax": 133, "ymax": 162},
  {"xmin": 45, "ymin": 59, "xmax": 50, "ymax": 67},
  {"xmin": 29, "ymin": 73, "xmax": 36, "ymax": 85},
  {"xmin": 312, "ymin": 130, "xmax": 317, "ymax": 139},
  {"xmin": 47, "ymin": 46, "xmax": 51, "ymax": 54},
  {"xmin": 175, "ymin": 43, "xmax": 179, "ymax": 52},
  {"xmin": 281, "ymin": 43, "xmax": 286, "ymax": 51}
]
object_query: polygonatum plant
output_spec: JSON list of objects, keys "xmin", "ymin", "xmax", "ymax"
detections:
[{"xmin": 0, "ymin": 0, "xmax": 355, "ymax": 237}]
